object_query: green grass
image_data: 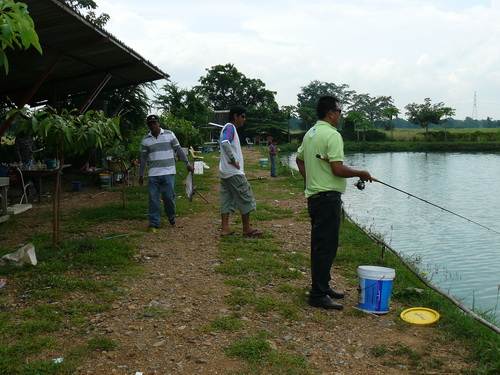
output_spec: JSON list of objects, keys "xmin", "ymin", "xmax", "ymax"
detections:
[
  {"xmin": 384, "ymin": 128, "xmax": 500, "ymax": 142},
  {"xmin": 226, "ymin": 336, "xmax": 272, "ymax": 363},
  {"xmin": 0, "ymin": 153, "xmax": 234, "ymax": 373},
  {"xmin": 216, "ymin": 147, "xmax": 500, "ymax": 375},
  {"xmin": 337, "ymin": 220, "xmax": 500, "ymax": 374},
  {"xmin": 198, "ymin": 313, "xmax": 244, "ymax": 333},
  {"xmin": 370, "ymin": 342, "xmax": 449, "ymax": 372},
  {"xmin": 0, "ymin": 222, "xmax": 140, "ymax": 373},
  {"xmin": 226, "ymin": 334, "xmax": 313, "ymax": 374},
  {"xmin": 86, "ymin": 336, "xmax": 119, "ymax": 351},
  {"xmin": 1, "ymin": 149, "xmax": 499, "ymax": 374}
]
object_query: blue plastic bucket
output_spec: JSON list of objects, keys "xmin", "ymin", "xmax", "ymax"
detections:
[
  {"xmin": 72, "ymin": 181, "xmax": 82, "ymax": 192},
  {"xmin": 0, "ymin": 164, "xmax": 8, "ymax": 177},
  {"xmin": 45, "ymin": 159, "xmax": 57, "ymax": 169},
  {"xmin": 357, "ymin": 265, "xmax": 395, "ymax": 314}
]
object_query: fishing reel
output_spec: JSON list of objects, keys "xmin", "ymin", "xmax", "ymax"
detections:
[{"xmin": 354, "ymin": 179, "xmax": 365, "ymax": 190}]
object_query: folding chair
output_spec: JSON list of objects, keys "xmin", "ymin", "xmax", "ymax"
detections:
[
  {"xmin": 255, "ymin": 136, "xmax": 267, "ymax": 146},
  {"xmin": 109, "ymin": 160, "xmax": 133, "ymax": 186},
  {"xmin": 189, "ymin": 146, "xmax": 204, "ymax": 161},
  {"xmin": 8, "ymin": 167, "xmax": 32, "ymax": 204}
]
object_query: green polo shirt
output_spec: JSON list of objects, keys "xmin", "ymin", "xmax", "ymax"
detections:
[{"xmin": 296, "ymin": 120, "xmax": 346, "ymax": 197}]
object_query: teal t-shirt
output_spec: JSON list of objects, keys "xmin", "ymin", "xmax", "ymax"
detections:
[{"xmin": 296, "ymin": 120, "xmax": 346, "ymax": 197}]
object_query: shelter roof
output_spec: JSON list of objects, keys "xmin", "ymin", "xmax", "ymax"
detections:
[{"xmin": 0, "ymin": 0, "xmax": 169, "ymax": 108}]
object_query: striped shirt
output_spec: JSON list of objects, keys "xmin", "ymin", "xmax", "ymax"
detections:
[{"xmin": 140, "ymin": 128, "xmax": 180, "ymax": 177}]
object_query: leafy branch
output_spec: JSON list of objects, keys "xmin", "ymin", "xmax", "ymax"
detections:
[{"xmin": 0, "ymin": 0, "xmax": 42, "ymax": 74}]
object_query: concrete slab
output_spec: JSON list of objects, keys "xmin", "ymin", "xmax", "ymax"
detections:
[{"xmin": 7, "ymin": 204, "xmax": 32, "ymax": 215}]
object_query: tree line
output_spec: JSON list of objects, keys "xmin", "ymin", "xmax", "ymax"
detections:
[
  {"xmin": 3, "ymin": 0, "xmax": 499, "ymax": 246},
  {"xmin": 3, "ymin": 0, "xmax": 500, "ymax": 149}
]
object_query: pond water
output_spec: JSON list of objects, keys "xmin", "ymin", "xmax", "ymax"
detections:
[{"xmin": 283, "ymin": 152, "xmax": 500, "ymax": 320}]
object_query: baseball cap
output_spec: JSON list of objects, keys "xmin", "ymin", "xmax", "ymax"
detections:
[{"xmin": 146, "ymin": 114, "xmax": 159, "ymax": 123}]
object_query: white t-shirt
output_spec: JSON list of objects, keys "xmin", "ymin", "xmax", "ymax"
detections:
[{"xmin": 219, "ymin": 123, "xmax": 244, "ymax": 179}]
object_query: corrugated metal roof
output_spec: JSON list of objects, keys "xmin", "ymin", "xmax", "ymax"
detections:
[{"xmin": 0, "ymin": 0, "xmax": 169, "ymax": 107}]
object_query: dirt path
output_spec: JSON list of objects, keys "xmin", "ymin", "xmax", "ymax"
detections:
[{"xmin": 5, "ymin": 149, "xmax": 472, "ymax": 374}]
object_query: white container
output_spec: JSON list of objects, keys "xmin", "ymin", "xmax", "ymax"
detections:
[
  {"xmin": 194, "ymin": 161, "xmax": 204, "ymax": 174},
  {"xmin": 357, "ymin": 265, "xmax": 395, "ymax": 314}
]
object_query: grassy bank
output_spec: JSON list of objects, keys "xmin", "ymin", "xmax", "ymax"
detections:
[
  {"xmin": 0, "ymin": 149, "xmax": 498, "ymax": 374},
  {"xmin": 344, "ymin": 141, "xmax": 500, "ymax": 152},
  {"xmin": 227, "ymin": 153, "xmax": 500, "ymax": 374},
  {"xmin": 277, "ymin": 141, "xmax": 500, "ymax": 153}
]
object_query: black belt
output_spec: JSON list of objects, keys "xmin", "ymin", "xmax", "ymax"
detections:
[{"xmin": 309, "ymin": 191, "xmax": 341, "ymax": 199}]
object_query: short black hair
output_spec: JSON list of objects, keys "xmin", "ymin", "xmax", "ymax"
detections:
[
  {"xmin": 228, "ymin": 105, "xmax": 246, "ymax": 122},
  {"xmin": 316, "ymin": 96, "xmax": 340, "ymax": 119}
]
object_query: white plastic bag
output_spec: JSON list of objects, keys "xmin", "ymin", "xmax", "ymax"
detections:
[{"xmin": 0, "ymin": 243, "xmax": 37, "ymax": 266}]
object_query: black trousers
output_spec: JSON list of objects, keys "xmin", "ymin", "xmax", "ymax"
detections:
[{"xmin": 307, "ymin": 191, "xmax": 342, "ymax": 298}]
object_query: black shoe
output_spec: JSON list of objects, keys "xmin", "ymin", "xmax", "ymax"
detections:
[
  {"xmin": 308, "ymin": 295, "xmax": 343, "ymax": 310},
  {"xmin": 327, "ymin": 288, "xmax": 345, "ymax": 299},
  {"xmin": 168, "ymin": 216, "xmax": 176, "ymax": 226}
]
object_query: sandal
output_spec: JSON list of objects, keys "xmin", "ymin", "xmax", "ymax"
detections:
[{"xmin": 242, "ymin": 229, "xmax": 263, "ymax": 238}]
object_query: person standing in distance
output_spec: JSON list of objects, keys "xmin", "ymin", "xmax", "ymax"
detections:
[
  {"xmin": 268, "ymin": 140, "xmax": 278, "ymax": 177},
  {"xmin": 139, "ymin": 114, "xmax": 194, "ymax": 231},
  {"xmin": 219, "ymin": 105, "xmax": 262, "ymax": 238},
  {"xmin": 296, "ymin": 96, "xmax": 372, "ymax": 310}
]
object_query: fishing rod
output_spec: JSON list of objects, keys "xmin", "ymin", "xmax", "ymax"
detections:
[{"xmin": 315, "ymin": 154, "xmax": 500, "ymax": 235}]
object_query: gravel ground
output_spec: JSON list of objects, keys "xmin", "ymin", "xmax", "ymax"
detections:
[{"xmin": 3, "ymin": 149, "xmax": 472, "ymax": 374}]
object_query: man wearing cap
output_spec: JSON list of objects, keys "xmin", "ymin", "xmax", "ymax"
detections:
[{"xmin": 139, "ymin": 115, "xmax": 194, "ymax": 230}]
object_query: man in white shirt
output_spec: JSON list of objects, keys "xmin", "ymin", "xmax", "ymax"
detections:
[{"xmin": 219, "ymin": 105, "xmax": 262, "ymax": 238}]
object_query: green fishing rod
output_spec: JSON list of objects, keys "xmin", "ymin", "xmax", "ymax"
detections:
[{"xmin": 315, "ymin": 154, "xmax": 500, "ymax": 235}]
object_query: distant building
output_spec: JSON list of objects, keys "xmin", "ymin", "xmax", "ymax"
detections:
[{"xmin": 212, "ymin": 110, "xmax": 229, "ymax": 126}]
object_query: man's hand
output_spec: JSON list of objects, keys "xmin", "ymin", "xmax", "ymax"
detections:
[
  {"xmin": 231, "ymin": 161, "xmax": 240, "ymax": 170},
  {"xmin": 358, "ymin": 171, "xmax": 372, "ymax": 182},
  {"xmin": 138, "ymin": 176, "xmax": 144, "ymax": 186},
  {"xmin": 187, "ymin": 165, "xmax": 194, "ymax": 173}
]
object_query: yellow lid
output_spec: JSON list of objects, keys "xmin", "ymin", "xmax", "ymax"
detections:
[{"xmin": 400, "ymin": 307, "xmax": 440, "ymax": 325}]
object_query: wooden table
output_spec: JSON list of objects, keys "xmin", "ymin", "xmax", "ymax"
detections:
[
  {"xmin": 20, "ymin": 164, "xmax": 71, "ymax": 203},
  {"xmin": 203, "ymin": 141, "xmax": 218, "ymax": 152},
  {"xmin": 0, "ymin": 177, "xmax": 9, "ymax": 223}
]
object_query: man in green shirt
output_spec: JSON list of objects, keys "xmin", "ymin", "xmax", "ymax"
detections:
[{"xmin": 296, "ymin": 96, "xmax": 372, "ymax": 310}]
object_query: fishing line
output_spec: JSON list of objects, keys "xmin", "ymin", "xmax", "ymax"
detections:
[
  {"xmin": 367, "ymin": 178, "xmax": 500, "ymax": 235},
  {"xmin": 315, "ymin": 154, "xmax": 500, "ymax": 235}
]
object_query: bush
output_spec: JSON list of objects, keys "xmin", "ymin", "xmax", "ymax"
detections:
[{"xmin": 164, "ymin": 114, "xmax": 202, "ymax": 147}]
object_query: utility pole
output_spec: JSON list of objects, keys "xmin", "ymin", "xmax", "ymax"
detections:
[{"xmin": 472, "ymin": 91, "xmax": 478, "ymax": 120}]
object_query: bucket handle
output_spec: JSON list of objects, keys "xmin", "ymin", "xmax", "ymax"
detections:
[{"xmin": 358, "ymin": 275, "xmax": 389, "ymax": 292}]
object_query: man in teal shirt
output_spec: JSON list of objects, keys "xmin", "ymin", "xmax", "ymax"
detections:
[{"xmin": 296, "ymin": 96, "xmax": 372, "ymax": 310}]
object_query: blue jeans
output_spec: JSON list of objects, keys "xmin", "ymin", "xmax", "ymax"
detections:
[
  {"xmin": 270, "ymin": 156, "xmax": 276, "ymax": 176},
  {"xmin": 307, "ymin": 191, "xmax": 342, "ymax": 298},
  {"xmin": 148, "ymin": 174, "xmax": 175, "ymax": 227}
]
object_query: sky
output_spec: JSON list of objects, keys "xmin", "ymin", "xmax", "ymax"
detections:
[{"xmin": 94, "ymin": 0, "xmax": 500, "ymax": 120}]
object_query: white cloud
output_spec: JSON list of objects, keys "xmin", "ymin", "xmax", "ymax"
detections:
[{"xmin": 97, "ymin": 0, "xmax": 500, "ymax": 120}]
